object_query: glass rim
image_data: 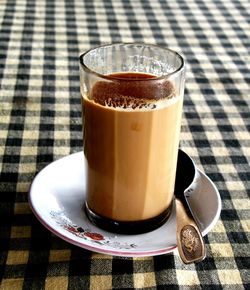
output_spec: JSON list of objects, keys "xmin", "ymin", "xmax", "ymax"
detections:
[{"xmin": 79, "ymin": 42, "xmax": 185, "ymax": 81}]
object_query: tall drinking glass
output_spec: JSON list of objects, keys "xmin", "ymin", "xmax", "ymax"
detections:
[{"xmin": 79, "ymin": 43, "xmax": 185, "ymax": 234}]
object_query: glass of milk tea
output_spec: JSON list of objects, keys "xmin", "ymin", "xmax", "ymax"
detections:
[{"xmin": 79, "ymin": 43, "xmax": 185, "ymax": 234}]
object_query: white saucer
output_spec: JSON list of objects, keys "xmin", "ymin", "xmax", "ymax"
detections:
[{"xmin": 29, "ymin": 152, "xmax": 221, "ymax": 257}]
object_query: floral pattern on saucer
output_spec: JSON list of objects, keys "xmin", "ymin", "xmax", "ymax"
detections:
[{"xmin": 50, "ymin": 211, "xmax": 138, "ymax": 250}]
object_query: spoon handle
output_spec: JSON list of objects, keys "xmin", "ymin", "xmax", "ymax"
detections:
[{"xmin": 176, "ymin": 199, "xmax": 206, "ymax": 264}]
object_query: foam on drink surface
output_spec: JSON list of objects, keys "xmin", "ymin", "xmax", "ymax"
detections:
[{"xmin": 88, "ymin": 72, "xmax": 177, "ymax": 111}]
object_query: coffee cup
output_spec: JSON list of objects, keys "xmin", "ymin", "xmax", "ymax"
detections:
[{"xmin": 79, "ymin": 43, "xmax": 185, "ymax": 234}]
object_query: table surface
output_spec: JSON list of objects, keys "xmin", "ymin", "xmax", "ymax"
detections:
[{"xmin": 0, "ymin": 0, "xmax": 249, "ymax": 289}]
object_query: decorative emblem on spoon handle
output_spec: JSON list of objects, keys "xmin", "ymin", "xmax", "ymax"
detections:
[{"xmin": 176, "ymin": 199, "xmax": 206, "ymax": 264}]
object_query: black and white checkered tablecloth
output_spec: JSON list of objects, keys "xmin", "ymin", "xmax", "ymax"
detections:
[{"xmin": 0, "ymin": 0, "xmax": 249, "ymax": 289}]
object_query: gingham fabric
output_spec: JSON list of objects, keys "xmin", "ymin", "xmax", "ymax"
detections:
[{"xmin": 0, "ymin": 0, "xmax": 249, "ymax": 289}]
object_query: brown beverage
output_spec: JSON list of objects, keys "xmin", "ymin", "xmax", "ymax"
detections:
[{"xmin": 82, "ymin": 73, "xmax": 183, "ymax": 224}]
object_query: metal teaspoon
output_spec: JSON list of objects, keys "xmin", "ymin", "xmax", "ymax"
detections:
[{"xmin": 174, "ymin": 150, "xmax": 206, "ymax": 264}]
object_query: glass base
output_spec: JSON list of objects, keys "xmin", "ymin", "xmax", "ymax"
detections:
[{"xmin": 84, "ymin": 202, "xmax": 173, "ymax": 235}]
